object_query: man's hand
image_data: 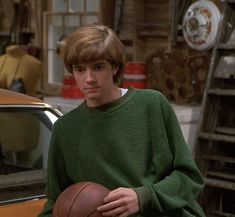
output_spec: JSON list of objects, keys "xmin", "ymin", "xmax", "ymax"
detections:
[{"xmin": 97, "ymin": 187, "xmax": 139, "ymax": 217}]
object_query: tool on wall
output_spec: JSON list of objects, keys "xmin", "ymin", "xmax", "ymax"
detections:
[
  {"xmin": 170, "ymin": 0, "xmax": 193, "ymax": 46},
  {"xmin": 10, "ymin": 0, "xmax": 35, "ymax": 45},
  {"xmin": 114, "ymin": 0, "xmax": 124, "ymax": 34},
  {"xmin": 182, "ymin": 0, "xmax": 221, "ymax": 50}
]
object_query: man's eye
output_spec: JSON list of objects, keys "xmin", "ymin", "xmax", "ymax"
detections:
[
  {"xmin": 94, "ymin": 64, "xmax": 105, "ymax": 70},
  {"xmin": 95, "ymin": 65, "xmax": 102, "ymax": 70},
  {"xmin": 73, "ymin": 66, "xmax": 83, "ymax": 72}
]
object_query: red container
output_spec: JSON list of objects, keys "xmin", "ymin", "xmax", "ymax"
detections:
[
  {"xmin": 123, "ymin": 62, "xmax": 146, "ymax": 89},
  {"xmin": 63, "ymin": 74, "xmax": 77, "ymax": 85},
  {"xmin": 122, "ymin": 80, "xmax": 147, "ymax": 89},
  {"xmin": 61, "ymin": 74, "xmax": 84, "ymax": 98},
  {"xmin": 125, "ymin": 62, "xmax": 146, "ymax": 74},
  {"xmin": 61, "ymin": 85, "xmax": 84, "ymax": 99}
]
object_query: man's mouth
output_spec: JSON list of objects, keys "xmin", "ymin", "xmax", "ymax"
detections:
[{"xmin": 84, "ymin": 86, "xmax": 99, "ymax": 91}]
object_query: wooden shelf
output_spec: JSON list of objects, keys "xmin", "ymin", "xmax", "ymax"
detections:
[
  {"xmin": 205, "ymin": 177, "xmax": 235, "ymax": 191},
  {"xmin": 194, "ymin": 1, "xmax": 235, "ymax": 216},
  {"xmin": 212, "ymin": 210, "xmax": 235, "ymax": 217},
  {"xmin": 206, "ymin": 170, "xmax": 235, "ymax": 181},
  {"xmin": 216, "ymin": 44, "xmax": 235, "ymax": 50},
  {"xmin": 208, "ymin": 89, "xmax": 235, "ymax": 96},
  {"xmin": 203, "ymin": 155, "xmax": 235, "ymax": 163},
  {"xmin": 198, "ymin": 133, "xmax": 235, "ymax": 143},
  {"xmin": 216, "ymin": 127, "xmax": 235, "ymax": 136}
]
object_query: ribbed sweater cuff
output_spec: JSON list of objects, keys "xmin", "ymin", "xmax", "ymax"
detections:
[{"xmin": 133, "ymin": 186, "xmax": 152, "ymax": 213}]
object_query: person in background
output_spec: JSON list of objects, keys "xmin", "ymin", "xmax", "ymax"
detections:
[{"xmin": 38, "ymin": 24, "xmax": 205, "ymax": 217}]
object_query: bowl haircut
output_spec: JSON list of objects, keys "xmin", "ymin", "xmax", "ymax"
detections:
[{"xmin": 64, "ymin": 25, "xmax": 126, "ymax": 84}]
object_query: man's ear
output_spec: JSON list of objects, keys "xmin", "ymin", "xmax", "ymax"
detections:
[{"xmin": 113, "ymin": 66, "xmax": 119, "ymax": 76}]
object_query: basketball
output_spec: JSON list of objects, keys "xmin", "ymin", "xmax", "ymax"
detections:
[{"xmin": 52, "ymin": 182, "xmax": 110, "ymax": 217}]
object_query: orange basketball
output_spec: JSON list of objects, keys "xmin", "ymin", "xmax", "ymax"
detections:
[{"xmin": 53, "ymin": 182, "xmax": 109, "ymax": 217}]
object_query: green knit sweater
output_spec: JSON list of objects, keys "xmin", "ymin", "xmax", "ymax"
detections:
[{"xmin": 38, "ymin": 87, "xmax": 205, "ymax": 217}]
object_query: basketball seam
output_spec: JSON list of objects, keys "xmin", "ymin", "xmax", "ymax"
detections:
[
  {"xmin": 67, "ymin": 182, "xmax": 92, "ymax": 217},
  {"xmin": 87, "ymin": 191, "xmax": 107, "ymax": 217}
]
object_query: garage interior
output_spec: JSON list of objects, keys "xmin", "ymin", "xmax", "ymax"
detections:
[{"xmin": 0, "ymin": 0, "xmax": 235, "ymax": 216}]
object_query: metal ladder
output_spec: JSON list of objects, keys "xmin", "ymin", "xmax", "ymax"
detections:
[{"xmin": 194, "ymin": 1, "xmax": 235, "ymax": 216}]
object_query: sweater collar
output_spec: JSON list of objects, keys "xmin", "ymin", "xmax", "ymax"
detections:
[{"xmin": 78, "ymin": 87, "xmax": 136, "ymax": 116}]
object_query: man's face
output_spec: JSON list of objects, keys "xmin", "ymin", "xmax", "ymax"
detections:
[{"xmin": 72, "ymin": 60, "xmax": 118, "ymax": 106}]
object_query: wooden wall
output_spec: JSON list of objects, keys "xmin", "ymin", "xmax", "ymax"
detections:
[
  {"xmin": 118, "ymin": 0, "xmax": 171, "ymax": 61},
  {"xmin": 116, "ymin": 0, "xmax": 225, "ymax": 105},
  {"xmin": 117, "ymin": 0, "xmax": 223, "ymax": 62}
]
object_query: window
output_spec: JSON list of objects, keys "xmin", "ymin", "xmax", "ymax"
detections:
[
  {"xmin": 43, "ymin": 0, "xmax": 101, "ymax": 95},
  {"xmin": 0, "ymin": 107, "xmax": 61, "ymax": 201}
]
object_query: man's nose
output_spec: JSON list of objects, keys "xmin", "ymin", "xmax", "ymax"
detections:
[{"xmin": 85, "ymin": 70, "xmax": 96, "ymax": 83}]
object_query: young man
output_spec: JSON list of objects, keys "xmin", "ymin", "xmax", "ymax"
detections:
[{"xmin": 38, "ymin": 25, "xmax": 205, "ymax": 217}]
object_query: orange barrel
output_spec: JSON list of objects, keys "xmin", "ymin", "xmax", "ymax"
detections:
[
  {"xmin": 61, "ymin": 74, "xmax": 84, "ymax": 98},
  {"xmin": 122, "ymin": 62, "xmax": 147, "ymax": 89}
]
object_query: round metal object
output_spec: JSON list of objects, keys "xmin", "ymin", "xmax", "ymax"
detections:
[{"xmin": 183, "ymin": 0, "xmax": 221, "ymax": 50}]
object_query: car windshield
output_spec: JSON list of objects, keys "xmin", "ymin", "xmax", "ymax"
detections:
[{"xmin": 0, "ymin": 107, "xmax": 61, "ymax": 202}]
